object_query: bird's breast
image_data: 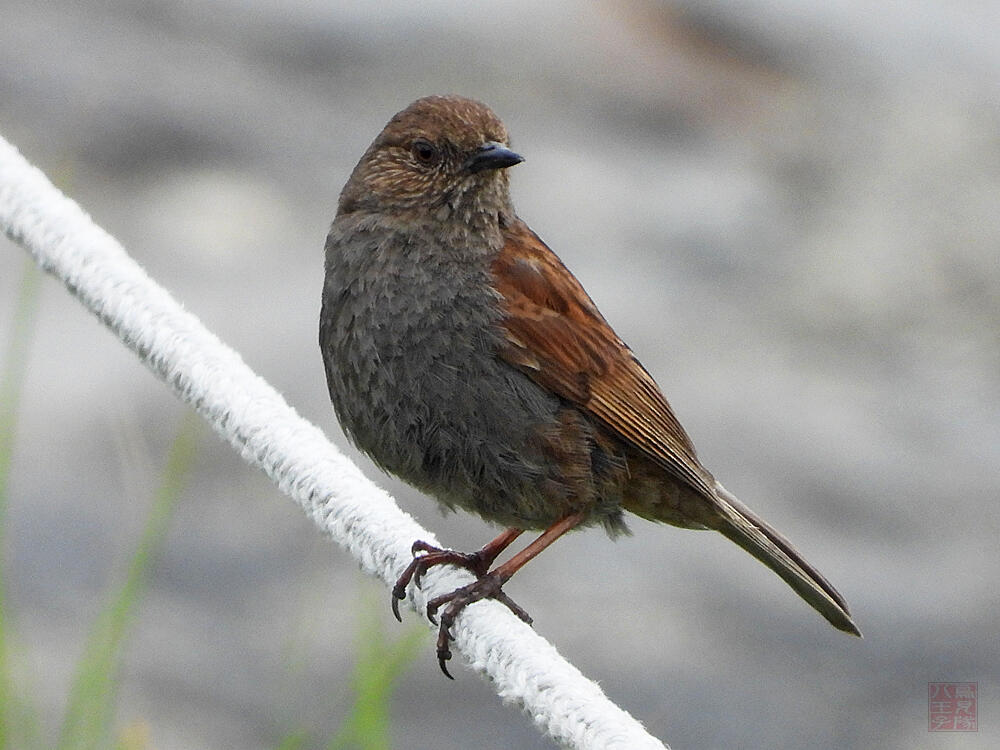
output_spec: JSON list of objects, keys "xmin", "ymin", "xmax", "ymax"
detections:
[{"xmin": 320, "ymin": 225, "xmax": 566, "ymax": 523}]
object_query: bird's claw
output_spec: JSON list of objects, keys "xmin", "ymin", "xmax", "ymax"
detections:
[
  {"xmin": 426, "ymin": 573, "xmax": 531, "ymax": 678},
  {"xmin": 390, "ymin": 540, "xmax": 490, "ymax": 622},
  {"xmin": 391, "ymin": 541, "xmax": 532, "ymax": 678}
]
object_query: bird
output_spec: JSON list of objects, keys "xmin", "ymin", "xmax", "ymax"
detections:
[{"xmin": 319, "ymin": 94, "xmax": 860, "ymax": 677}]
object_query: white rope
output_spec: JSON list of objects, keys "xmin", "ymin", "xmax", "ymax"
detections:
[{"xmin": 0, "ymin": 134, "xmax": 668, "ymax": 750}]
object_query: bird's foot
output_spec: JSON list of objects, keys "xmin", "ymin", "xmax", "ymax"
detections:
[
  {"xmin": 391, "ymin": 540, "xmax": 492, "ymax": 622},
  {"xmin": 426, "ymin": 573, "xmax": 532, "ymax": 679}
]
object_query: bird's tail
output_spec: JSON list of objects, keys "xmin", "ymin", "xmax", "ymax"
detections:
[{"xmin": 709, "ymin": 483, "xmax": 861, "ymax": 637}]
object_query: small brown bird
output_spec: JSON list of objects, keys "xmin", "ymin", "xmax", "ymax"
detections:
[{"xmin": 320, "ymin": 95, "xmax": 860, "ymax": 677}]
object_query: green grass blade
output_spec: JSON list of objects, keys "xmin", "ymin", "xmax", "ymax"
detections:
[
  {"xmin": 327, "ymin": 593, "xmax": 425, "ymax": 750},
  {"xmin": 56, "ymin": 410, "xmax": 201, "ymax": 750},
  {"xmin": 275, "ymin": 728, "xmax": 312, "ymax": 750},
  {"xmin": 0, "ymin": 259, "xmax": 44, "ymax": 750}
]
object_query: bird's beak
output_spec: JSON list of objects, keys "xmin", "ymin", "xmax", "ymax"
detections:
[{"xmin": 465, "ymin": 142, "xmax": 524, "ymax": 174}]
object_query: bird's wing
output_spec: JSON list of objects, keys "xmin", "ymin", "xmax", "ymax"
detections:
[{"xmin": 491, "ymin": 219, "xmax": 717, "ymax": 500}]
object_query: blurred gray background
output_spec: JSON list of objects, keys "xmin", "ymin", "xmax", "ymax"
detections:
[{"xmin": 2, "ymin": 1, "xmax": 998, "ymax": 748}]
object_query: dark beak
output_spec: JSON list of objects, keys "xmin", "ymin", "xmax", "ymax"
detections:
[{"xmin": 465, "ymin": 142, "xmax": 524, "ymax": 174}]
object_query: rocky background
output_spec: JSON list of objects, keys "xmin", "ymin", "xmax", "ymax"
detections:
[{"xmin": 1, "ymin": 1, "xmax": 997, "ymax": 748}]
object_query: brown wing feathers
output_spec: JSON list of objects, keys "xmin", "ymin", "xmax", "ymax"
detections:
[{"xmin": 491, "ymin": 221, "xmax": 716, "ymax": 501}]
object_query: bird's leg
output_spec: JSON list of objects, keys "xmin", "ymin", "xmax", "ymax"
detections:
[
  {"xmin": 391, "ymin": 526, "xmax": 523, "ymax": 621},
  {"xmin": 427, "ymin": 511, "xmax": 586, "ymax": 678}
]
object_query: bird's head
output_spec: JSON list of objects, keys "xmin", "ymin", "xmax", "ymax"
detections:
[{"xmin": 337, "ymin": 95, "xmax": 523, "ymax": 226}]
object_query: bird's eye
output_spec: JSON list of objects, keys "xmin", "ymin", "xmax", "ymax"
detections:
[{"xmin": 411, "ymin": 139, "xmax": 439, "ymax": 165}]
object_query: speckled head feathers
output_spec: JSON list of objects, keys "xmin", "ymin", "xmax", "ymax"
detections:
[
  {"xmin": 378, "ymin": 95, "xmax": 511, "ymax": 154},
  {"xmin": 337, "ymin": 95, "xmax": 519, "ymax": 219}
]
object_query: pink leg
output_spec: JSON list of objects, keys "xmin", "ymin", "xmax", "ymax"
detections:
[
  {"xmin": 425, "ymin": 512, "xmax": 587, "ymax": 678},
  {"xmin": 391, "ymin": 526, "xmax": 524, "ymax": 621}
]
